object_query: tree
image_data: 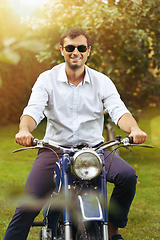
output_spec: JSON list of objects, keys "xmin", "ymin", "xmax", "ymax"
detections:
[
  {"xmin": 1, "ymin": 0, "xmax": 160, "ymax": 124},
  {"xmin": 24, "ymin": 0, "xmax": 160, "ymax": 111}
]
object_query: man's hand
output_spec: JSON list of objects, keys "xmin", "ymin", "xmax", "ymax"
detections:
[
  {"xmin": 129, "ymin": 127, "xmax": 147, "ymax": 144},
  {"xmin": 15, "ymin": 130, "xmax": 34, "ymax": 147}
]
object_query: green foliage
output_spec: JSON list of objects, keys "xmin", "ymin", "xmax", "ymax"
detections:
[
  {"xmin": 0, "ymin": 0, "xmax": 160, "ymax": 125},
  {"xmin": 31, "ymin": 0, "xmax": 160, "ymax": 110},
  {"xmin": 0, "ymin": 38, "xmax": 46, "ymax": 65}
]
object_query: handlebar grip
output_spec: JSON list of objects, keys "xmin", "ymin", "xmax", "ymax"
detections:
[
  {"xmin": 31, "ymin": 138, "xmax": 38, "ymax": 146},
  {"xmin": 127, "ymin": 136, "xmax": 133, "ymax": 144}
]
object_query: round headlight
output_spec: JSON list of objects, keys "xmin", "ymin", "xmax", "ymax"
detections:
[{"xmin": 71, "ymin": 150, "xmax": 103, "ymax": 180}]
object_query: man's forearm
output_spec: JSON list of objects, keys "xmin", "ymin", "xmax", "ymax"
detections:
[
  {"xmin": 117, "ymin": 113, "xmax": 147, "ymax": 143},
  {"xmin": 15, "ymin": 115, "xmax": 37, "ymax": 146},
  {"xmin": 19, "ymin": 115, "xmax": 36, "ymax": 133},
  {"xmin": 117, "ymin": 113, "xmax": 139, "ymax": 133}
]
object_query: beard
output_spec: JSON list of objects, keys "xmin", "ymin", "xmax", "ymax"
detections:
[
  {"xmin": 68, "ymin": 64, "xmax": 81, "ymax": 70},
  {"xmin": 66, "ymin": 60, "xmax": 83, "ymax": 70}
]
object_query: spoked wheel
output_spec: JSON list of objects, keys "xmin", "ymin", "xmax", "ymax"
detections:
[{"xmin": 76, "ymin": 221, "xmax": 103, "ymax": 240}]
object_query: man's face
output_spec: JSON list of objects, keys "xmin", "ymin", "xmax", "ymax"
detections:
[{"xmin": 60, "ymin": 35, "xmax": 91, "ymax": 70}]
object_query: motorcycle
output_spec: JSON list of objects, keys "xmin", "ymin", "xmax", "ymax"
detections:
[{"xmin": 13, "ymin": 135, "xmax": 153, "ymax": 240}]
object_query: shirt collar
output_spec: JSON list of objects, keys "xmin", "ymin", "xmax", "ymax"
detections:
[
  {"xmin": 57, "ymin": 63, "xmax": 90, "ymax": 85},
  {"xmin": 57, "ymin": 63, "xmax": 68, "ymax": 83}
]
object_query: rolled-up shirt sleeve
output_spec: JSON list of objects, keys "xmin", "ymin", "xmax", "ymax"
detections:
[
  {"xmin": 101, "ymin": 75, "xmax": 130, "ymax": 125},
  {"xmin": 21, "ymin": 75, "xmax": 49, "ymax": 126}
]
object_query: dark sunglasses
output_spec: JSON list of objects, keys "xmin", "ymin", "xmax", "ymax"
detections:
[{"xmin": 63, "ymin": 45, "xmax": 88, "ymax": 53}]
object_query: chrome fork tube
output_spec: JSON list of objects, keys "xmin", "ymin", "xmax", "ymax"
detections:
[
  {"xmin": 62, "ymin": 152, "xmax": 73, "ymax": 240},
  {"xmin": 103, "ymin": 222, "xmax": 109, "ymax": 240},
  {"xmin": 64, "ymin": 222, "xmax": 72, "ymax": 240}
]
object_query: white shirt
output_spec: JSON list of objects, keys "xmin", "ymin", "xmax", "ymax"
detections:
[{"xmin": 22, "ymin": 63, "xmax": 130, "ymax": 147}]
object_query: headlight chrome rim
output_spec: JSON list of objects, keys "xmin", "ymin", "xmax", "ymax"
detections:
[{"xmin": 71, "ymin": 150, "xmax": 103, "ymax": 180}]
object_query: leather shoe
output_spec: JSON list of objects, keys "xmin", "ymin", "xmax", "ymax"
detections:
[{"xmin": 110, "ymin": 234, "xmax": 124, "ymax": 240}]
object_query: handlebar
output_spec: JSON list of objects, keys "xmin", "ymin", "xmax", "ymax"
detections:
[
  {"xmin": 95, "ymin": 136, "xmax": 153, "ymax": 150},
  {"xmin": 13, "ymin": 136, "xmax": 153, "ymax": 153}
]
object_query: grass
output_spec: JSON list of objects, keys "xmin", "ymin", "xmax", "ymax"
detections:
[
  {"xmin": 0, "ymin": 107, "xmax": 160, "ymax": 239},
  {"xmin": 113, "ymin": 107, "xmax": 160, "ymax": 239},
  {"xmin": 0, "ymin": 122, "xmax": 46, "ymax": 240}
]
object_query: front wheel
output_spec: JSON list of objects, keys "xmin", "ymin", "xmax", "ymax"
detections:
[{"xmin": 76, "ymin": 221, "xmax": 103, "ymax": 240}]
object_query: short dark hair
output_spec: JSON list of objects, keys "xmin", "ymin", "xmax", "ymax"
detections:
[{"xmin": 60, "ymin": 28, "xmax": 91, "ymax": 46}]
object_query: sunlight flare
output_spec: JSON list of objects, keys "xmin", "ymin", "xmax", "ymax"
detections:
[{"xmin": 8, "ymin": 0, "xmax": 49, "ymax": 16}]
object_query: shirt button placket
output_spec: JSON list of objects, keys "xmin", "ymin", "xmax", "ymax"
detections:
[{"xmin": 72, "ymin": 87, "xmax": 78, "ymax": 141}]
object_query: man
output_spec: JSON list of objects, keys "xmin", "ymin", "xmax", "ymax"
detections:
[{"xmin": 4, "ymin": 28, "xmax": 147, "ymax": 240}]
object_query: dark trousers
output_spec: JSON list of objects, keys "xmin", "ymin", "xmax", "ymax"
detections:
[{"xmin": 4, "ymin": 148, "xmax": 137, "ymax": 240}]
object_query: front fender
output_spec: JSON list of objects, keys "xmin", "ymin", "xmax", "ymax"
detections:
[{"xmin": 77, "ymin": 193, "xmax": 104, "ymax": 222}]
